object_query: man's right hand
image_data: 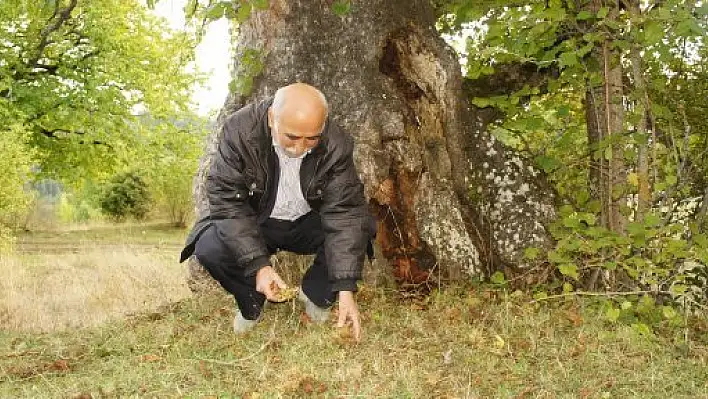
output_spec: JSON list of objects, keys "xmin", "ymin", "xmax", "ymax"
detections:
[{"xmin": 255, "ymin": 266, "xmax": 288, "ymax": 302}]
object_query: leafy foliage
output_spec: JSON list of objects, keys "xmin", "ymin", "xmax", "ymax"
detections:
[
  {"xmin": 0, "ymin": 0, "xmax": 199, "ymax": 183},
  {"xmin": 130, "ymin": 116, "xmax": 209, "ymax": 227},
  {"xmin": 332, "ymin": 0, "xmax": 352, "ymax": 17},
  {"xmin": 443, "ymin": 0, "xmax": 707, "ymax": 305},
  {"xmin": 229, "ymin": 48, "xmax": 265, "ymax": 97},
  {"xmin": 0, "ymin": 114, "xmax": 36, "ymax": 252},
  {"xmin": 98, "ymin": 172, "xmax": 151, "ymax": 221}
]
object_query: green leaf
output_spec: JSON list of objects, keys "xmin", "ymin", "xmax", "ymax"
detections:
[
  {"xmin": 544, "ymin": 6, "xmax": 566, "ymax": 21},
  {"xmin": 563, "ymin": 215, "xmax": 581, "ymax": 229},
  {"xmin": 576, "ymin": 190, "xmax": 590, "ymax": 206},
  {"xmin": 331, "ymin": 0, "xmax": 351, "ymax": 17},
  {"xmin": 250, "ymin": 0, "xmax": 269, "ymax": 10},
  {"xmin": 223, "ymin": 5, "xmax": 237, "ymax": 19},
  {"xmin": 184, "ymin": 0, "xmax": 199, "ymax": 18},
  {"xmin": 643, "ymin": 213, "xmax": 661, "ymax": 227},
  {"xmin": 548, "ymin": 250, "xmax": 568, "ymax": 264},
  {"xmin": 524, "ymin": 247, "xmax": 540, "ymax": 260},
  {"xmin": 643, "ymin": 21, "xmax": 663, "ymax": 43},
  {"xmin": 662, "ymin": 306, "xmax": 678, "ymax": 320},
  {"xmin": 557, "ymin": 105, "xmax": 570, "ymax": 117},
  {"xmin": 205, "ymin": 1, "xmax": 229, "ymax": 20},
  {"xmin": 535, "ymin": 155, "xmax": 561, "ymax": 173},
  {"xmin": 670, "ymin": 284, "xmax": 687, "ymax": 295},
  {"xmin": 471, "ymin": 97, "xmax": 493, "ymax": 108},
  {"xmin": 559, "ymin": 52, "xmax": 578, "ymax": 68},
  {"xmin": 597, "ymin": 7, "xmax": 609, "ymax": 19},
  {"xmin": 578, "ymin": 212, "xmax": 596, "ymax": 226},
  {"xmin": 490, "ymin": 271, "xmax": 506, "ymax": 285},
  {"xmin": 631, "ymin": 322, "xmax": 652, "ymax": 336},
  {"xmin": 576, "ymin": 10, "xmax": 593, "ymax": 20},
  {"xmin": 605, "ymin": 306, "xmax": 620, "ymax": 322},
  {"xmin": 558, "ymin": 263, "xmax": 579, "ymax": 280},
  {"xmin": 562, "ymin": 282, "xmax": 574, "ymax": 293},
  {"xmin": 236, "ymin": 3, "xmax": 252, "ymax": 22},
  {"xmin": 676, "ymin": 19, "xmax": 705, "ymax": 37},
  {"xmin": 533, "ymin": 291, "xmax": 548, "ymax": 301},
  {"xmin": 620, "ymin": 300, "xmax": 632, "ymax": 310}
]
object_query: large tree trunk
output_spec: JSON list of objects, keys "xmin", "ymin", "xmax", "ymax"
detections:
[{"xmin": 190, "ymin": 0, "xmax": 557, "ymax": 288}]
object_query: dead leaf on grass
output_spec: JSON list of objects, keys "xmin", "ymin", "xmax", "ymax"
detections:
[
  {"xmin": 50, "ymin": 359, "xmax": 70, "ymax": 371},
  {"xmin": 140, "ymin": 354, "xmax": 162, "ymax": 362},
  {"xmin": 565, "ymin": 309, "xmax": 584, "ymax": 327}
]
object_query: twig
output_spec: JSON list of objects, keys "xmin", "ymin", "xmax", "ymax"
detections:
[
  {"xmin": 530, "ymin": 289, "xmax": 665, "ymax": 303},
  {"xmin": 193, "ymin": 314, "xmax": 279, "ymax": 366}
]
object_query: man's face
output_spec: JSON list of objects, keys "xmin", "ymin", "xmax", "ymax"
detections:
[{"xmin": 270, "ymin": 114, "xmax": 323, "ymax": 158}]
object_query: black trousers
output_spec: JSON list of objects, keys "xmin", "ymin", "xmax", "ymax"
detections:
[{"xmin": 193, "ymin": 212, "xmax": 336, "ymax": 320}]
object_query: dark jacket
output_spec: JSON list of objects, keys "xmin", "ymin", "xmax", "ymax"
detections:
[{"xmin": 180, "ymin": 98, "xmax": 373, "ymax": 291}]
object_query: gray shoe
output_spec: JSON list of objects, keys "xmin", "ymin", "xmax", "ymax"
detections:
[
  {"xmin": 233, "ymin": 310, "xmax": 258, "ymax": 334},
  {"xmin": 298, "ymin": 290, "xmax": 331, "ymax": 323}
]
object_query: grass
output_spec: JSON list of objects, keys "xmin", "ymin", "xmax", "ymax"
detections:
[
  {"xmin": 1, "ymin": 223, "xmax": 707, "ymax": 397},
  {"xmin": 0, "ymin": 223, "xmax": 190, "ymax": 332},
  {"xmin": 1, "ymin": 285, "xmax": 706, "ymax": 398}
]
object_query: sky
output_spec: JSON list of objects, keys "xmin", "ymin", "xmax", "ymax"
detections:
[{"xmin": 151, "ymin": 0, "xmax": 232, "ymax": 116}]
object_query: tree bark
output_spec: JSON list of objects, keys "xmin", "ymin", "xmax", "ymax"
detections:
[
  {"xmin": 190, "ymin": 0, "xmax": 557, "ymax": 287},
  {"xmin": 628, "ymin": 0, "xmax": 652, "ymax": 222},
  {"xmin": 583, "ymin": 0, "xmax": 628, "ymax": 290},
  {"xmin": 585, "ymin": 0, "xmax": 626, "ymax": 235}
]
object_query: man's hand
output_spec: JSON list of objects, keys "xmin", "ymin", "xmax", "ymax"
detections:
[
  {"xmin": 337, "ymin": 291, "xmax": 361, "ymax": 342},
  {"xmin": 255, "ymin": 266, "xmax": 288, "ymax": 302}
]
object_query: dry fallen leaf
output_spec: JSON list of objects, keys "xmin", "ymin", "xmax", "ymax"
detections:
[
  {"xmin": 50, "ymin": 359, "xmax": 70, "ymax": 371},
  {"xmin": 140, "ymin": 354, "xmax": 162, "ymax": 362},
  {"xmin": 270, "ymin": 282, "xmax": 299, "ymax": 302},
  {"xmin": 337, "ymin": 326, "xmax": 353, "ymax": 339}
]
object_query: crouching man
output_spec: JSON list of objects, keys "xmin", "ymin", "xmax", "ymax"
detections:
[{"xmin": 180, "ymin": 83, "xmax": 374, "ymax": 341}]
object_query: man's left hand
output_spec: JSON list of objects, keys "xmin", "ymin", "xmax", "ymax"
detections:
[{"xmin": 337, "ymin": 291, "xmax": 361, "ymax": 342}]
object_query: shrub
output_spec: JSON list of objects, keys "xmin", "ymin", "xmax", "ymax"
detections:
[
  {"xmin": 530, "ymin": 205, "xmax": 708, "ymax": 312},
  {"xmin": 0, "ymin": 118, "xmax": 36, "ymax": 251},
  {"xmin": 150, "ymin": 159, "xmax": 194, "ymax": 227},
  {"xmin": 99, "ymin": 172, "xmax": 151, "ymax": 221}
]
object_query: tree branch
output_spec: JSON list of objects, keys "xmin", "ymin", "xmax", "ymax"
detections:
[
  {"xmin": 38, "ymin": 127, "xmax": 112, "ymax": 148},
  {"xmin": 29, "ymin": 0, "xmax": 79, "ymax": 69}
]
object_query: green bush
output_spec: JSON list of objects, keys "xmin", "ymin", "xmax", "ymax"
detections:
[
  {"xmin": 150, "ymin": 159, "xmax": 195, "ymax": 227},
  {"xmin": 58, "ymin": 193, "xmax": 104, "ymax": 224},
  {"xmin": 529, "ymin": 206, "xmax": 708, "ymax": 312},
  {"xmin": 0, "ymin": 113, "xmax": 36, "ymax": 251},
  {"xmin": 135, "ymin": 118, "xmax": 206, "ymax": 228},
  {"xmin": 99, "ymin": 172, "xmax": 151, "ymax": 221}
]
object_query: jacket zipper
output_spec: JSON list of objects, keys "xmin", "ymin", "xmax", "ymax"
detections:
[
  {"xmin": 258, "ymin": 147, "xmax": 275, "ymax": 212},
  {"xmin": 306, "ymin": 157, "xmax": 322, "ymax": 200}
]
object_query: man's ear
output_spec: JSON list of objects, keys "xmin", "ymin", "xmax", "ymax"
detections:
[{"xmin": 267, "ymin": 107, "xmax": 274, "ymax": 129}]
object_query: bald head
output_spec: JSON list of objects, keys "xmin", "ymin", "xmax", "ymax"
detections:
[
  {"xmin": 270, "ymin": 83, "xmax": 328, "ymax": 129},
  {"xmin": 268, "ymin": 83, "xmax": 329, "ymax": 158}
]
